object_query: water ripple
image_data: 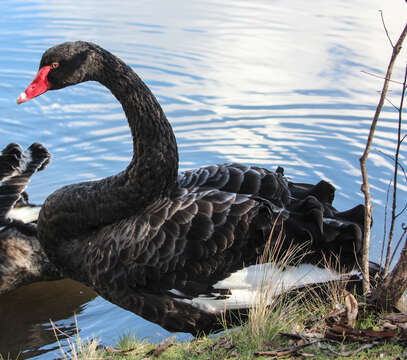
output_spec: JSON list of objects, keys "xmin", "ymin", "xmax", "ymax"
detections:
[{"xmin": 0, "ymin": 0, "xmax": 406, "ymax": 358}]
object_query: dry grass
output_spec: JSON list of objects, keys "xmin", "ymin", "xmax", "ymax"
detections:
[
  {"xmin": 227, "ymin": 226, "xmax": 313, "ymax": 349},
  {"xmin": 246, "ymin": 233, "xmax": 302, "ymax": 342},
  {"xmin": 51, "ymin": 317, "xmax": 103, "ymax": 360}
]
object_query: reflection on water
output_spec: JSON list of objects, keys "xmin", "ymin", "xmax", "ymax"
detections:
[
  {"xmin": 0, "ymin": 280, "xmax": 95, "ymax": 358},
  {"xmin": 0, "ymin": 0, "xmax": 406, "ymax": 358}
]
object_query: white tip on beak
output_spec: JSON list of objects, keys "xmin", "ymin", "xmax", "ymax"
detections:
[{"xmin": 17, "ymin": 92, "xmax": 27, "ymax": 104}]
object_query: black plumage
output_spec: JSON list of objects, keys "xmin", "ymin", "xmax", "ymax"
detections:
[
  {"xmin": 0, "ymin": 143, "xmax": 61, "ymax": 294},
  {"xmin": 5, "ymin": 41, "xmax": 368, "ymax": 334}
]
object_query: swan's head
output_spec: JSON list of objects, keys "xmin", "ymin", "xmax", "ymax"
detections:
[{"xmin": 17, "ymin": 41, "xmax": 102, "ymax": 104}]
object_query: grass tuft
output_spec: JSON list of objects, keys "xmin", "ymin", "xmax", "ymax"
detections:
[{"xmin": 50, "ymin": 317, "xmax": 103, "ymax": 360}]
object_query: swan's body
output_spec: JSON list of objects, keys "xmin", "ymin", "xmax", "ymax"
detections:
[
  {"xmin": 10, "ymin": 41, "xmax": 367, "ymax": 333},
  {"xmin": 0, "ymin": 143, "xmax": 61, "ymax": 294}
]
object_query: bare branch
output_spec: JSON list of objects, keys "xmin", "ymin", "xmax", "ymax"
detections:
[
  {"xmin": 380, "ymin": 179, "xmax": 392, "ymax": 268},
  {"xmin": 361, "ymin": 70, "xmax": 405, "ymax": 85},
  {"xmin": 359, "ymin": 22, "xmax": 407, "ymax": 293},
  {"xmin": 385, "ymin": 96, "xmax": 400, "ymax": 111},
  {"xmin": 396, "ymin": 203, "xmax": 407, "ymax": 218},
  {"xmin": 375, "ymin": 149, "xmax": 407, "ymax": 183},
  {"xmin": 384, "ymin": 62, "xmax": 407, "ymax": 276},
  {"xmin": 379, "ymin": 10, "xmax": 394, "ymax": 48}
]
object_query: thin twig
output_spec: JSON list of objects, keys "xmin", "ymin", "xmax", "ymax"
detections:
[
  {"xmin": 400, "ymin": 134, "xmax": 407, "ymax": 181},
  {"xmin": 374, "ymin": 148, "xmax": 407, "ymax": 218},
  {"xmin": 385, "ymin": 96, "xmax": 400, "ymax": 111},
  {"xmin": 379, "ymin": 10, "xmax": 394, "ymax": 48},
  {"xmin": 375, "ymin": 149, "xmax": 407, "ymax": 182},
  {"xmin": 396, "ymin": 202, "xmax": 407, "ymax": 218},
  {"xmin": 359, "ymin": 22, "xmax": 407, "ymax": 292},
  {"xmin": 384, "ymin": 62, "xmax": 407, "ymax": 276},
  {"xmin": 380, "ymin": 179, "xmax": 392, "ymax": 268},
  {"xmin": 253, "ymin": 340, "xmax": 319, "ymax": 357},
  {"xmin": 318, "ymin": 341, "xmax": 381, "ymax": 357},
  {"xmin": 361, "ymin": 70, "xmax": 405, "ymax": 85}
]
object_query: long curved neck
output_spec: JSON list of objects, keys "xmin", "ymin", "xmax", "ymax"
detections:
[
  {"xmin": 39, "ymin": 50, "xmax": 179, "ymax": 245},
  {"xmin": 98, "ymin": 51, "xmax": 179, "ymax": 197}
]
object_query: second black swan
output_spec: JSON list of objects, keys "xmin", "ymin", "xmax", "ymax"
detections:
[
  {"xmin": 12, "ymin": 41, "xmax": 367, "ymax": 334},
  {"xmin": 0, "ymin": 142, "xmax": 62, "ymax": 294}
]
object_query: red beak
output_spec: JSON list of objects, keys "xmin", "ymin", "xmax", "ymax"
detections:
[{"xmin": 17, "ymin": 65, "xmax": 52, "ymax": 104}]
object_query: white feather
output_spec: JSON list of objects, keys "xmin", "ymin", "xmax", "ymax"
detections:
[
  {"xmin": 176, "ymin": 263, "xmax": 356, "ymax": 313},
  {"xmin": 7, "ymin": 206, "xmax": 41, "ymax": 223}
]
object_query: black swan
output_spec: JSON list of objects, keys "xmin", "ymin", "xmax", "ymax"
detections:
[
  {"xmin": 9, "ymin": 41, "xmax": 368, "ymax": 333},
  {"xmin": 0, "ymin": 143, "xmax": 62, "ymax": 294}
]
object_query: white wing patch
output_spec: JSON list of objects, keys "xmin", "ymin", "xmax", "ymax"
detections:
[{"xmin": 175, "ymin": 263, "xmax": 357, "ymax": 313}]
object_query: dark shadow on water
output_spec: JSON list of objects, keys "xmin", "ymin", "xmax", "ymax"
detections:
[{"xmin": 0, "ymin": 279, "xmax": 96, "ymax": 359}]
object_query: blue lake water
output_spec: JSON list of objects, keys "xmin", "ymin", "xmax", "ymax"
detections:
[{"xmin": 0, "ymin": 0, "xmax": 406, "ymax": 358}]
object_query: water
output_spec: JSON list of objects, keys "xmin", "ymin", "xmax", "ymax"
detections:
[{"xmin": 0, "ymin": 0, "xmax": 406, "ymax": 357}]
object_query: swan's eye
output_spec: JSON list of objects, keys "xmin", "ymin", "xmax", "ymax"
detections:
[{"xmin": 51, "ymin": 62, "xmax": 59, "ymax": 70}]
